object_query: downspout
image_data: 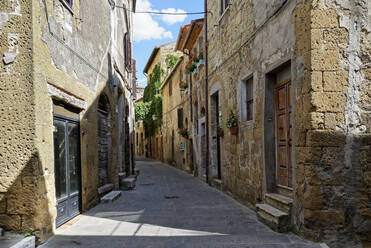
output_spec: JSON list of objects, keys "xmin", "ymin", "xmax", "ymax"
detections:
[{"xmin": 204, "ymin": 0, "xmax": 210, "ymax": 184}]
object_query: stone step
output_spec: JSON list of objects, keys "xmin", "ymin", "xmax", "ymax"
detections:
[
  {"xmin": 98, "ymin": 184, "xmax": 113, "ymax": 195},
  {"xmin": 265, "ymin": 193, "xmax": 293, "ymax": 214},
  {"xmin": 100, "ymin": 191, "xmax": 121, "ymax": 203},
  {"xmin": 121, "ymin": 177, "xmax": 136, "ymax": 190},
  {"xmin": 277, "ymin": 185, "xmax": 293, "ymax": 198},
  {"xmin": 256, "ymin": 203, "xmax": 290, "ymax": 233}
]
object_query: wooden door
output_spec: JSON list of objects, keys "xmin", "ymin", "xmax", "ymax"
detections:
[{"xmin": 274, "ymin": 79, "xmax": 292, "ymax": 188}]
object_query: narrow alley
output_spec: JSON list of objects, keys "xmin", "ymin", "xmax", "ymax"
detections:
[{"xmin": 39, "ymin": 159, "xmax": 324, "ymax": 248}]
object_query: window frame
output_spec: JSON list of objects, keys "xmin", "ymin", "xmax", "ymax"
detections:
[
  {"xmin": 169, "ymin": 79, "xmax": 172, "ymax": 96},
  {"xmin": 219, "ymin": 0, "xmax": 230, "ymax": 16},
  {"xmin": 61, "ymin": 0, "xmax": 73, "ymax": 12},
  {"xmin": 241, "ymin": 76, "xmax": 254, "ymax": 123},
  {"xmin": 178, "ymin": 108, "xmax": 184, "ymax": 129}
]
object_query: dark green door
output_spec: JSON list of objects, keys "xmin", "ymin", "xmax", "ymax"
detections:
[{"xmin": 54, "ymin": 117, "xmax": 81, "ymax": 227}]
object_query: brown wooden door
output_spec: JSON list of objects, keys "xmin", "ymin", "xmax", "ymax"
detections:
[{"xmin": 274, "ymin": 79, "xmax": 292, "ymax": 188}]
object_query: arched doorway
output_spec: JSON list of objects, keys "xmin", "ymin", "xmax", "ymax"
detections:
[{"xmin": 98, "ymin": 94, "xmax": 111, "ymax": 187}]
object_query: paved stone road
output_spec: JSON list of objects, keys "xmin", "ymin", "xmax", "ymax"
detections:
[{"xmin": 40, "ymin": 159, "xmax": 326, "ymax": 248}]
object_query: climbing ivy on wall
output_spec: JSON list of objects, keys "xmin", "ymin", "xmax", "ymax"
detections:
[
  {"xmin": 135, "ymin": 63, "xmax": 164, "ymax": 138},
  {"xmin": 165, "ymin": 54, "xmax": 179, "ymax": 70}
]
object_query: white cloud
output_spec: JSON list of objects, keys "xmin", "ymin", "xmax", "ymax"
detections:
[
  {"xmin": 161, "ymin": 8, "xmax": 187, "ymax": 25},
  {"xmin": 133, "ymin": 0, "xmax": 173, "ymax": 42}
]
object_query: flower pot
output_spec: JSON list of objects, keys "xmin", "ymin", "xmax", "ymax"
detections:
[
  {"xmin": 217, "ymin": 130, "xmax": 224, "ymax": 137},
  {"xmin": 182, "ymin": 134, "xmax": 188, "ymax": 139},
  {"xmin": 229, "ymin": 125, "xmax": 238, "ymax": 135},
  {"xmin": 199, "ymin": 59, "xmax": 204, "ymax": 65}
]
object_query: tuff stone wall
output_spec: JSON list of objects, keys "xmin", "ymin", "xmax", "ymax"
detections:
[
  {"xmin": 294, "ymin": 1, "xmax": 371, "ymax": 247},
  {"xmin": 0, "ymin": 0, "xmax": 40, "ymax": 236},
  {"xmin": 206, "ymin": 0, "xmax": 370, "ymax": 247}
]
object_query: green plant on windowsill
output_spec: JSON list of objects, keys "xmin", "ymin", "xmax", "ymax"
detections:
[{"xmin": 178, "ymin": 128, "xmax": 189, "ymax": 138}]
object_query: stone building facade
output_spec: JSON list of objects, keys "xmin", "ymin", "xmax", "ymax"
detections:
[
  {"xmin": 0, "ymin": 0, "xmax": 136, "ymax": 243},
  {"xmin": 205, "ymin": 0, "xmax": 370, "ymax": 247},
  {"xmin": 138, "ymin": 42, "xmax": 181, "ymax": 161},
  {"xmin": 160, "ymin": 56, "xmax": 193, "ymax": 172}
]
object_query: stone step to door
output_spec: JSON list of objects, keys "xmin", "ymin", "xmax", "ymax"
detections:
[
  {"xmin": 256, "ymin": 203, "xmax": 290, "ymax": 233},
  {"xmin": 100, "ymin": 191, "xmax": 121, "ymax": 203},
  {"xmin": 121, "ymin": 177, "xmax": 136, "ymax": 190},
  {"xmin": 98, "ymin": 184, "xmax": 113, "ymax": 195},
  {"xmin": 265, "ymin": 193, "xmax": 293, "ymax": 214}
]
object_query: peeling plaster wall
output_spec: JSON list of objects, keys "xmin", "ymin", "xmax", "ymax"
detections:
[{"xmin": 1, "ymin": 0, "xmax": 135, "ymax": 243}]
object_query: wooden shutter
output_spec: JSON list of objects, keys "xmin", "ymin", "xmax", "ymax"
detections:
[{"xmin": 178, "ymin": 108, "xmax": 183, "ymax": 129}]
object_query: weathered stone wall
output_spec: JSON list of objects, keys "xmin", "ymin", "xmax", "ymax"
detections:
[
  {"xmin": 206, "ymin": 0, "xmax": 370, "ymax": 247},
  {"xmin": 207, "ymin": 0, "xmax": 297, "ymax": 207},
  {"xmin": 0, "ymin": 0, "xmax": 40, "ymax": 236},
  {"xmin": 1, "ymin": 0, "xmax": 135, "ymax": 243},
  {"xmin": 294, "ymin": 1, "xmax": 371, "ymax": 246},
  {"xmin": 162, "ymin": 57, "xmax": 192, "ymax": 172}
]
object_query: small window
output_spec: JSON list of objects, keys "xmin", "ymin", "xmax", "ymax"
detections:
[
  {"xmin": 198, "ymin": 36, "xmax": 204, "ymax": 52},
  {"xmin": 169, "ymin": 80, "xmax": 172, "ymax": 96},
  {"xmin": 178, "ymin": 108, "xmax": 184, "ymax": 129},
  {"xmin": 242, "ymin": 77, "xmax": 254, "ymax": 122},
  {"xmin": 63, "ymin": 0, "xmax": 73, "ymax": 9},
  {"xmin": 219, "ymin": 0, "xmax": 230, "ymax": 15}
]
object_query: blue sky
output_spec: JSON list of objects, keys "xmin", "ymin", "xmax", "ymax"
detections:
[{"xmin": 133, "ymin": 0, "xmax": 204, "ymax": 87}]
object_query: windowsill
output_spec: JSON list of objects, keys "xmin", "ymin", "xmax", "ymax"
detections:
[
  {"xmin": 218, "ymin": 6, "xmax": 230, "ymax": 24},
  {"xmin": 240, "ymin": 119, "xmax": 254, "ymax": 130},
  {"xmin": 60, "ymin": 0, "xmax": 74, "ymax": 15}
]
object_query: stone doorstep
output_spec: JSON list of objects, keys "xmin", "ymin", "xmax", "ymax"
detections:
[
  {"xmin": 100, "ymin": 191, "xmax": 121, "ymax": 203},
  {"xmin": 256, "ymin": 203, "xmax": 290, "ymax": 233},
  {"xmin": 98, "ymin": 184, "xmax": 113, "ymax": 195},
  {"xmin": 122, "ymin": 177, "xmax": 136, "ymax": 190},
  {"xmin": 265, "ymin": 193, "xmax": 293, "ymax": 214}
]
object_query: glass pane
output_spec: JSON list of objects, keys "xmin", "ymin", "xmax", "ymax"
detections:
[
  {"xmin": 68, "ymin": 122, "xmax": 80, "ymax": 195},
  {"xmin": 247, "ymin": 102, "xmax": 253, "ymax": 121},
  {"xmin": 246, "ymin": 78, "xmax": 253, "ymax": 100},
  {"xmin": 54, "ymin": 120, "xmax": 67, "ymax": 200}
]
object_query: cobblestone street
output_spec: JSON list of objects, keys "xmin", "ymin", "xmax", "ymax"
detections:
[{"xmin": 40, "ymin": 159, "xmax": 326, "ymax": 248}]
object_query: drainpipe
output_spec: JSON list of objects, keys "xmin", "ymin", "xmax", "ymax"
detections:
[{"xmin": 204, "ymin": 0, "xmax": 210, "ymax": 185}]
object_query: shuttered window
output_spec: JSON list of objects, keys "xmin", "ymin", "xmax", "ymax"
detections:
[
  {"xmin": 178, "ymin": 108, "xmax": 184, "ymax": 129},
  {"xmin": 124, "ymin": 33, "xmax": 132, "ymax": 70}
]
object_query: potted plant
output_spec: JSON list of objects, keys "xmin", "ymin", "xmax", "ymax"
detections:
[
  {"xmin": 198, "ymin": 51, "xmax": 204, "ymax": 65},
  {"xmin": 179, "ymin": 81, "xmax": 188, "ymax": 91},
  {"xmin": 217, "ymin": 124, "xmax": 224, "ymax": 137},
  {"xmin": 178, "ymin": 128, "xmax": 189, "ymax": 139},
  {"xmin": 226, "ymin": 110, "xmax": 238, "ymax": 135}
]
